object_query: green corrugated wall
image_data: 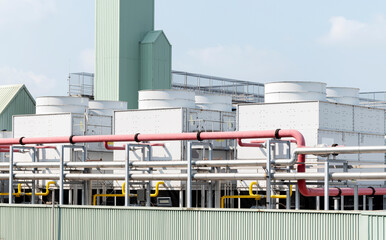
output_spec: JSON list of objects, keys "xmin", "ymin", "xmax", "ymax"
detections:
[
  {"xmin": 0, "ymin": 205, "xmax": 373, "ymax": 240},
  {"xmin": 94, "ymin": 0, "xmax": 120, "ymax": 103},
  {"xmin": 359, "ymin": 212, "xmax": 386, "ymax": 240},
  {"xmin": 140, "ymin": 31, "xmax": 172, "ymax": 90},
  {"xmin": 0, "ymin": 88, "xmax": 35, "ymax": 131},
  {"xmin": 95, "ymin": 0, "xmax": 155, "ymax": 109}
]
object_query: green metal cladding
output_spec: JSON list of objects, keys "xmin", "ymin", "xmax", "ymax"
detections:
[
  {"xmin": 140, "ymin": 31, "xmax": 172, "ymax": 90},
  {"xmin": 2, "ymin": 205, "xmax": 381, "ymax": 240},
  {"xmin": 95, "ymin": 0, "xmax": 172, "ymax": 109},
  {"xmin": 0, "ymin": 84, "xmax": 35, "ymax": 131},
  {"xmin": 359, "ymin": 211, "xmax": 386, "ymax": 240}
]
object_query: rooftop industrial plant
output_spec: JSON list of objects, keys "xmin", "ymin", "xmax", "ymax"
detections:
[{"xmin": 1, "ymin": 1, "xmax": 386, "ymax": 240}]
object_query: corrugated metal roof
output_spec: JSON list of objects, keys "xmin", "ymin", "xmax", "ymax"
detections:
[
  {"xmin": 141, "ymin": 30, "xmax": 171, "ymax": 45},
  {"xmin": 141, "ymin": 30, "xmax": 163, "ymax": 43},
  {"xmin": 0, "ymin": 84, "xmax": 25, "ymax": 114}
]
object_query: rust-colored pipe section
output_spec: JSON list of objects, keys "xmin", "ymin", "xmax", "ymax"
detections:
[{"xmin": 0, "ymin": 129, "xmax": 385, "ymax": 197}]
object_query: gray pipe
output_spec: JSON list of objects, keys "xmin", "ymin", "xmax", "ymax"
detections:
[
  {"xmin": 333, "ymin": 197, "xmax": 339, "ymax": 211},
  {"xmin": 0, "ymin": 160, "xmax": 273, "ymax": 169},
  {"xmin": 187, "ymin": 142, "xmax": 193, "ymax": 208},
  {"xmin": 316, "ymin": 196, "xmax": 320, "ymax": 210},
  {"xmin": 59, "ymin": 146, "xmax": 64, "ymax": 205},
  {"xmin": 354, "ymin": 185, "xmax": 359, "ymax": 210},
  {"xmin": 9, "ymin": 147, "xmax": 14, "ymax": 204},
  {"xmin": 3, "ymin": 172, "xmax": 386, "ymax": 181},
  {"xmin": 295, "ymin": 146, "xmax": 386, "ymax": 155},
  {"xmin": 324, "ymin": 160, "xmax": 329, "ymax": 210},
  {"xmin": 368, "ymin": 197, "xmax": 373, "ymax": 210}
]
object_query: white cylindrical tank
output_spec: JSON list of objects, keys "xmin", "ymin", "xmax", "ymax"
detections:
[
  {"xmin": 195, "ymin": 94, "xmax": 232, "ymax": 112},
  {"xmin": 264, "ymin": 81, "xmax": 327, "ymax": 103},
  {"xmin": 326, "ymin": 87, "xmax": 360, "ymax": 105},
  {"xmin": 138, "ymin": 90, "xmax": 196, "ymax": 109},
  {"xmin": 36, "ymin": 96, "xmax": 89, "ymax": 114},
  {"xmin": 89, "ymin": 100, "xmax": 127, "ymax": 116}
]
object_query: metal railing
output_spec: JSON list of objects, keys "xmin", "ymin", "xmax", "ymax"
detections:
[
  {"xmin": 172, "ymin": 71, "xmax": 264, "ymax": 104},
  {"xmin": 359, "ymin": 91, "xmax": 386, "ymax": 109},
  {"xmin": 68, "ymin": 72, "xmax": 94, "ymax": 99}
]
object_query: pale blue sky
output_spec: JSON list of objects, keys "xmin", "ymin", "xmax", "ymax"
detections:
[{"xmin": 1, "ymin": 0, "xmax": 386, "ymax": 97}]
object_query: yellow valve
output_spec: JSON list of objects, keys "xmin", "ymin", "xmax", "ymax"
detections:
[{"xmin": 93, "ymin": 181, "xmax": 165, "ymax": 206}]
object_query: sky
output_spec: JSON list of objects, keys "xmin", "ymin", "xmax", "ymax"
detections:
[{"xmin": 0, "ymin": 0, "xmax": 386, "ymax": 98}]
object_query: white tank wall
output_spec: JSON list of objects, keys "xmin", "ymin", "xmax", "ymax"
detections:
[
  {"xmin": 326, "ymin": 87, "xmax": 360, "ymax": 105},
  {"xmin": 265, "ymin": 81, "xmax": 327, "ymax": 103},
  {"xmin": 36, "ymin": 96, "xmax": 89, "ymax": 106},
  {"xmin": 36, "ymin": 96, "xmax": 89, "ymax": 115},
  {"xmin": 89, "ymin": 100, "xmax": 127, "ymax": 116},
  {"xmin": 195, "ymin": 94, "xmax": 232, "ymax": 112},
  {"xmin": 138, "ymin": 90, "xmax": 196, "ymax": 109},
  {"xmin": 89, "ymin": 100, "xmax": 127, "ymax": 110}
]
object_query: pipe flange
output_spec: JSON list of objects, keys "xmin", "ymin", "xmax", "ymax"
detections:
[
  {"xmin": 331, "ymin": 143, "xmax": 339, "ymax": 156},
  {"xmin": 69, "ymin": 135, "xmax": 75, "ymax": 145},
  {"xmin": 197, "ymin": 131, "xmax": 203, "ymax": 141},
  {"xmin": 368, "ymin": 186, "xmax": 376, "ymax": 197},
  {"xmin": 19, "ymin": 137, "xmax": 25, "ymax": 145},
  {"xmin": 274, "ymin": 129, "xmax": 281, "ymax": 139},
  {"xmin": 134, "ymin": 133, "xmax": 140, "ymax": 143},
  {"xmin": 336, "ymin": 187, "xmax": 342, "ymax": 197}
]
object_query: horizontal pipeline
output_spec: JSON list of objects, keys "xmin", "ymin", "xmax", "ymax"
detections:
[
  {"xmin": 0, "ymin": 160, "xmax": 282, "ymax": 169},
  {"xmin": 295, "ymin": 146, "xmax": 386, "ymax": 155},
  {"xmin": 2, "ymin": 172, "xmax": 386, "ymax": 181},
  {"xmin": 0, "ymin": 130, "xmax": 296, "ymax": 145}
]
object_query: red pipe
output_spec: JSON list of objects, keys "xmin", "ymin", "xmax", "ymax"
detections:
[
  {"xmin": 104, "ymin": 142, "xmax": 125, "ymax": 150},
  {"xmin": 36, "ymin": 146, "xmax": 57, "ymax": 149},
  {"xmin": 0, "ymin": 146, "xmax": 56, "ymax": 150},
  {"xmin": 0, "ymin": 130, "xmax": 282, "ymax": 145},
  {"xmin": 250, "ymin": 139, "xmax": 297, "ymax": 144},
  {"xmin": 237, "ymin": 138, "xmax": 264, "ymax": 148},
  {"xmin": 104, "ymin": 141, "xmax": 165, "ymax": 150},
  {"xmin": 150, "ymin": 143, "xmax": 165, "ymax": 147},
  {"xmin": 0, "ymin": 129, "xmax": 385, "ymax": 197},
  {"xmin": 0, "ymin": 149, "xmax": 20, "ymax": 153}
]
